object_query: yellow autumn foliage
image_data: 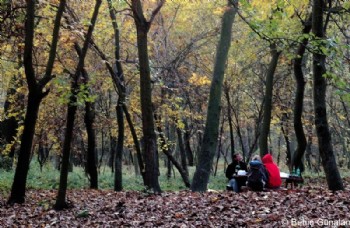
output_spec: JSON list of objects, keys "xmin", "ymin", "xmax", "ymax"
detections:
[{"xmin": 188, "ymin": 73, "xmax": 211, "ymax": 86}]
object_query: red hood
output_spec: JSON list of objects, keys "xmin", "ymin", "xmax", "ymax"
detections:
[{"xmin": 262, "ymin": 154, "xmax": 273, "ymax": 164}]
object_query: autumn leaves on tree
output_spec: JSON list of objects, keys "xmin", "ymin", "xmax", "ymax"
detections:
[{"xmin": 0, "ymin": 0, "xmax": 349, "ymax": 207}]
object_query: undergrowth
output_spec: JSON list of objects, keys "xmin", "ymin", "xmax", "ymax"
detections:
[
  {"xmin": 1, "ymin": 160, "xmax": 349, "ymax": 197},
  {"xmin": 0, "ymin": 161, "xmax": 226, "ymax": 195}
]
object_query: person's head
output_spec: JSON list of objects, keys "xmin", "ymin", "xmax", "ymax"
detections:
[
  {"xmin": 251, "ymin": 154, "xmax": 261, "ymax": 162},
  {"xmin": 262, "ymin": 153, "xmax": 274, "ymax": 164},
  {"xmin": 233, "ymin": 153, "xmax": 243, "ymax": 162}
]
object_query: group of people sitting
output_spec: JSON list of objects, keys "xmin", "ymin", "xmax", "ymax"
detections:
[{"xmin": 226, "ymin": 153, "xmax": 281, "ymax": 192}]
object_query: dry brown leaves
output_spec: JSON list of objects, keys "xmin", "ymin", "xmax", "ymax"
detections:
[{"xmin": 1, "ymin": 181, "xmax": 350, "ymax": 227}]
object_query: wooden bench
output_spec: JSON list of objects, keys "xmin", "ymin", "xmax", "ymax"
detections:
[
  {"xmin": 230, "ymin": 174, "xmax": 304, "ymax": 190},
  {"xmin": 283, "ymin": 175, "xmax": 304, "ymax": 189}
]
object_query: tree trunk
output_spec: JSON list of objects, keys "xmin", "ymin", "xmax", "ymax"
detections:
[
  {"xmin": 55, "ymin": 0, "xmax": 102, "ymax": 210},
  {"xmin": 259, "ymin": 44, "xmax": 281, "ymax": 157},
  {"xmin": 214, "ymin": 117, "xmax": 225, "ymax": 176},
  {"xmin": 224, "ymin": 88, "xmax": 235, "ymax": 161},
  {"xmin": 177, "ymin": 128, "xmax": 189, "ymax": 177},
  {"xmin": 232, "ymin": 106, "xmax": 246, "ymax": 159},
  {"xmin": 156, "ymin": 115, "xmax": 190, "ymax": 188},
  {"xmin": 109, "ymin": 133, "xmax": 117, "ymax": 171},
  {"xmin": 131, "ymin": 0, "xmax": 164, "ymax": 193},
  {"xmin": 7, "ymin": 93, "xmax": 41, "ymax": 204},
  {"xmin": 7, "ymin": 0, "xmax": 66, "ymax": 205},
  {"xmin": 114, "ymin": 102, "xmax": 124, "ymax": 191},
  {"xmin": 280, "ymin": 113, "xmax": 292, "ymax": 169},
  {"xmin": 184, "ymin": 121, "xmax": 194, "ymax": 166},
  {"xmin": 312, "ymin": 0, "xmax": 343, "ymax": 190},
  {"xmin": 73, "ymin": 44, "xmax": 99, "ymax": 189},
  {"xmin": 54, "ymin": 92, "xmax": 78, "ymax": 209},
  {"xmin": 191, "ymin": 2, "xmax": 237, "ymax": 192},
  {"xmin": 305, "ymin": 134, "xmax": 312, "ymax": 170},
  {"xmin": 138, "ymin": 28, "xmax": 160, "ymax": 192},
  {"xmin": 107, "ymin": 0, "xmax": 125, "ymax": 191},
  {"xmin": 291, "ymin": 15, "xmax": 312, "ymax": 172},
  {"xmin": 123, "ymin": 105, "xmax": 145, "ymax": 178},
  {"xmin": 84, "ymin": 96, "xmax": 98, "ymax": 189},
  {"xmin": 166, "ymin": 123, "xmax": 176, "ymax": 179}
]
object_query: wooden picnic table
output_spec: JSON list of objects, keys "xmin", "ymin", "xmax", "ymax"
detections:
[
  {"xmin": 284, "ymin": 175, "xmax": 304, "ymax": 189},
  {"xmin": 231, "ymin": 173, "xmax": 304, "ymax": 189}
]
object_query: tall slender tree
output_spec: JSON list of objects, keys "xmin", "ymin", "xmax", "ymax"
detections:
[
  {"xmin": 107, "ymin": 0, "xmax": 126, "ymax": 191},
  {"xmin": 80, "ymin": 52, "xmax": 98, "ymax": 189},
  {"xmin": 191, "ymin": 0, "xmax": 238, "ymax": 192},
  {"xmin": 291, "ymin": 14, "xmax": 312, "ymax": 172},
  {"xmin": 54, "ymin": 0, "xmax": 102, "ymax": 210},
  {"xmin": 259, "ymin": 43, "xmax": 281, "ymax": 157},
  {"xmin": 130, "ymin": 0, "xmax": 165, "ymax": 193},
  {"xmin": 312, "ymin": 0, "xmax": 343, "ymax": 190},
  {"xmin": 7, "ymin": 0, "xmax": 67, "ymax": 205}
]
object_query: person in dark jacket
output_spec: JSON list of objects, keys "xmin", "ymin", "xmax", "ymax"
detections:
[
  {"xmin": 246, "ymin": 155, "xmax": 269, "ymax": 191},
  {"xmin": 262, "ymin": 153, "xmax": 282, "ymax": 188},
  {"xmin": 226, "ymin": 153, "xmax": 247, "ymax": 192}
]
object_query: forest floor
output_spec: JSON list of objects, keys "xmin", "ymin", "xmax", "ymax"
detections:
[{"xmin": 1, "ymin": 179, "xmax": 350, "ymax": 227}]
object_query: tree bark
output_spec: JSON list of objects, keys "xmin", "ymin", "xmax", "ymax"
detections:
[
  {"xmin": 7, "ymin": 0, "xmax": 66, "ymax": 205},
  {"xmin": 214, "ymin": 117, "xmax": 225, "ymax": 176},
  {"xmin": 184, "ymin": 121, "xmax": 194, "ymax": 166},
  {"xmin": 54, "ymin": 88, "xmax": 78, "ymax": 210},
  {"xmin": 55, "ymin": 0, "xmax": 102, "ymax": 210},
  {"xmin": 312, "ymin": 0, "xmax": 343, "ymax": 190},
  {"xmin": 8, "ymin": 92, "xmax": 42, "ymax": 204},
  {"xmin": 259, "ymin": 44, "xmax": 281, "ymax": 157},
  {"xmin": 291, "ymin": 14, "xmax": 312, "ymax": 172},
  {"xmin": 107, "ymin": 0, "xmax": 126, "ymax": 191},
  {"xmin": 280, "ymin": 115, "xmax": 292, "ymax": 170},
  {"xmin": 131, "ymin": 0, "xmax": 165, "ymax": 193},
  {"xmin": 122, "ymin": 105, "xmax": 144, "ymax": 178},
  {"xmin": 72, "ymin": 43, "xmax": 99, "ymax": 189},
  {"xmin": 191, "ymin": 1, "xmax": 237, "ymax": 192},
  {"xmin": 305, "ymin": 134, "xmax": 312, "ymax": 169},
  {"xmin": 224, "ymin": 87, "xmax": 235, "ymax": 161},
  {"xmin": 114, "ymin": 103, "xmax": 124, "ymax": 191},
  {"xmin": 84, "ymin": 82, "xmax": 98, "ymax": 189},
  {"xmin": 177, "ymin": 128, "xmax": 189, "ymax": 177}
]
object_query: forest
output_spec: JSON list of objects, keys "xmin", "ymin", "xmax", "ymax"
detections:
[{"xmin": 0, "ymin": 0, "xmax": 350, "ymax": 226}]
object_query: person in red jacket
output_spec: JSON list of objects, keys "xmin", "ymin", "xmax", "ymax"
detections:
[{"xmin": 262, "ymin": 153, "xmax": 282, "ymax": 188}]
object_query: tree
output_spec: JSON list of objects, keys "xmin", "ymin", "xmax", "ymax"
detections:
[
  {"xmin": 291, "ymin": 14, "xmax": 312, "ymax": 172},
  {"xmin": 130, "ymin": 0, "xmax": 165, "ymax": 193},
  {"xmin": 81, "ymin": 51, "xmax": 98, "ymax": 189},
  {"xmin": 7, "ymin": 0, "xmax": 67, "ymax": 205},
  {"xmin": 311, "ymin": 0, "xmax": 343, "ymax": 191},
  {"xmin": 55, "ymin": 0, "xmax": 102, "ymax": 210},
  {"xmin": 259, "ymin": 44, "xmax": 281, "ymax": 156},
  {"xmin": 106, "ymin": 0, "xmax": 126, "ymax": 192},
  {"xmin": 191, "ymin": 1, "xmax": 238, "ymax": 192},
  {"xmin": 0, "ymin": 72, "xmax": 24, "ymax": 161}
]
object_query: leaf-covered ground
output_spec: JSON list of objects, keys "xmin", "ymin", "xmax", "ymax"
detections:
[{"xmin": 1, "ymin": 180, "xmax": 350, "ymax": 227}]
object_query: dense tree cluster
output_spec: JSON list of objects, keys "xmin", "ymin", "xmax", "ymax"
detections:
[{"xmin": 0, "ymin": 0, "xmax": 349, "ymax": 206}]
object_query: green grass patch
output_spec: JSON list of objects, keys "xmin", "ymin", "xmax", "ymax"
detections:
[
  {"xmin": 1, "ymin": 160, "xmax": 349, "ymax": 196},
  {"xmin": 0, "ymin": 161, "xmax": 228, "ymax": 195}
]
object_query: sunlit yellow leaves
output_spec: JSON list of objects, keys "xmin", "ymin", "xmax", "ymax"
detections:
[
  {"xmin": 250, "ymin": 0, "xmax": 273, "ymax": 19},
  {"xmin": 2, "ymin": 125, "xmax": 24, "ymax": 155},
  {"xmin": 188, "ymin": 73, "xmax": 211, "ymax": 86},
  {"xmin": 15, "ymin": 85, "xmax": 27, "ymax": 95},
  {"xmin": 176, "ymin": 119, "xmax": 185, "ymax": 130},
  {"xmin": 213, "ymin": 6, "xmax": 226, "ymax": 16}
]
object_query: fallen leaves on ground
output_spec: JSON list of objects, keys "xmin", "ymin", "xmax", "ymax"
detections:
[{"xmin": 1, "ymin": 181, "xmax": 350, "ymax": 227}]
